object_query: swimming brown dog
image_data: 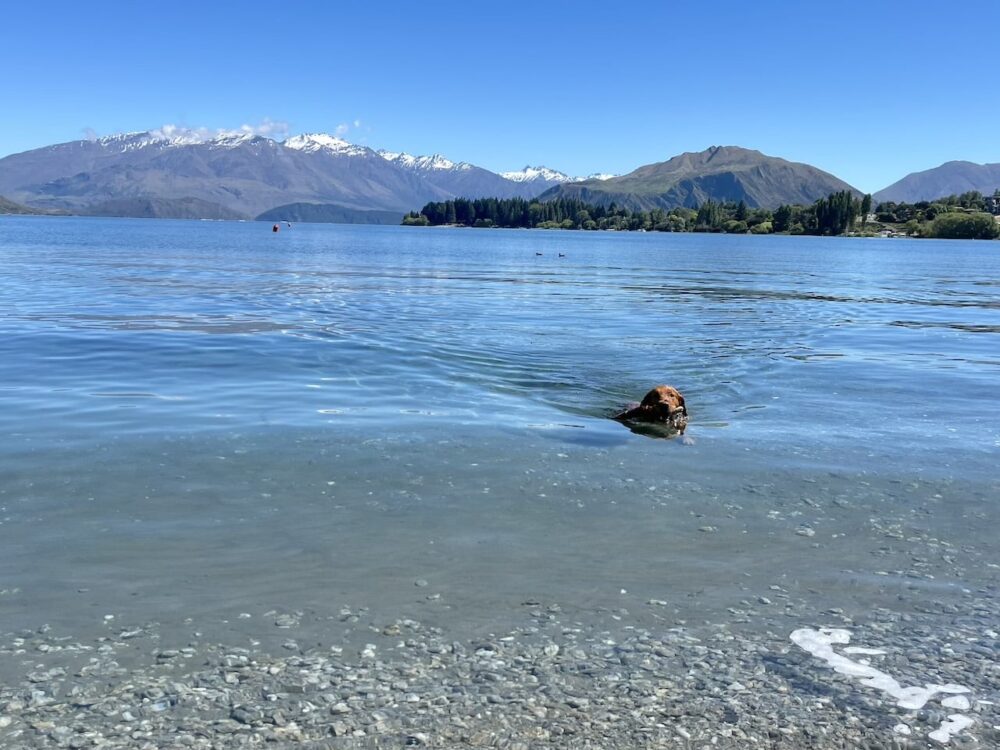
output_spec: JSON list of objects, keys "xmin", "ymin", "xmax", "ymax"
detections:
[{"xmin": 613, "ymin": 385, "xmax": 688, "ymax": 434}]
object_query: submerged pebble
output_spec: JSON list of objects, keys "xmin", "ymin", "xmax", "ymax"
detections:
[{"xmin": 0, "ymin": 599, "xmax": 995, "ymax": 750}]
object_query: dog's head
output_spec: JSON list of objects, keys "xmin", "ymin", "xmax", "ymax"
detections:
[{"xmin": 638, "ymin": 385, "xmax": 688, "ymax": 430}]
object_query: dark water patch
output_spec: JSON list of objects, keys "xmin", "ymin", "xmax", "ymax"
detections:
[{"xmin": 890, "ymin": 319, "xmax": 1000, "ymax": 333}]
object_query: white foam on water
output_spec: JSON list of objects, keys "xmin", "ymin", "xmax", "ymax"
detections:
[
  {"xmin": 929, "ymin": 714, "xmax": 975, "ymax": 744},
  {"xmin": 791, "ymin": 627, "xmax": 974, "ymax": 744},
  {"xmin": 893, "ymin": 723, "xmax": 912, "ymax": 736}
]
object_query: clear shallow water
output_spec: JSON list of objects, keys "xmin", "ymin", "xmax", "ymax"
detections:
[{"xmin": 0, "ymin": 216, "xmax": 998, "ymax": 643}]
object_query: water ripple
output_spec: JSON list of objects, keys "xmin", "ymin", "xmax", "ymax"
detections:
[{"xmin": 0, "ymin": 220, "xmax": 997, "ymax": 455}]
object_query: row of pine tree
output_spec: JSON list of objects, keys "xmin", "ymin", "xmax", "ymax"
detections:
[{"xmin": 403, "ymin": 189, "xmax": 999, "ymax": 238}]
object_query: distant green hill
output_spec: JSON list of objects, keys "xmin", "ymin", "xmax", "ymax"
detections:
[
  {"xmin": 257, "ymin": 203, "xmax": 404, "ymax": 224},
  {"xmin": 0, "ymin": 195, "xmax": 53, "ymax": 214},
  {"xmin": 540, "ymin": 146, "xmax": 859, "ymax": 211}
]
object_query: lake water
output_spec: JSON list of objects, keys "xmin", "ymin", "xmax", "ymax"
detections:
[{"xmin": 1, "ymin": 216, "xmax": 998, "ymax": 653}]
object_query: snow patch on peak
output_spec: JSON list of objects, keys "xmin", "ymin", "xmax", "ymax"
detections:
[
  {"xmin": 150, "ymin": 125, "xmax": 273, "ymax": 147},
  {"xmin": 149, "ymin": 125, "xmax": 209, "ymax": 146},
  {"xmin": 501, "ymin": 165, "xmax": 572, "ymax": 183},
  {"xmin": 500, "ymin": 166, "xmax": 616, "ymax": 184},
  {"xmin": 378, "ymin": 150, "xmax": 473, "ymax": 172},
  {"xmin": 97, "ymin": 131, "xmax": 155, "ymax": 144},
  {"xmin": 283, "ymin": 133, "xmax": 369, "ymax": 156},
  {"xmin": 96, "ymin": 124, "xmax": 284, "ymax": 153},
  {"xmin": 96, "ymin": 131, "xmax": 169, "ymax": 152},
  {"xmin": 211, "ymin": 132, "xmax": 260, "ymax": 147}
]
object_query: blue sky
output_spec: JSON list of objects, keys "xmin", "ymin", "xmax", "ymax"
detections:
[{"xmin": 3, "ymin": 1, "xmax": 997, "ymax": 193}]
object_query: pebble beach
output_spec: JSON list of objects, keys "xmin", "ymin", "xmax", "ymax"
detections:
[{"xmin": 3, "ymin": 587, "xmax": 998, "ymax": 749}]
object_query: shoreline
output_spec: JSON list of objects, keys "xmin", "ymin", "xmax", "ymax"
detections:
[
  {"xmin": 4, "ymin": 213, "xmax": 994, "ymax": 242},
  {"xmin": 2, "ymin": 591, "xmax": 996, "ymax": 749}
]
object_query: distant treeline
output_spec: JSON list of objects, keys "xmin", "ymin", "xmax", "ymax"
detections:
[
  {"xmin": 873, "ymin": 190, "xmax": 1000, "ymax": 239},
  {"xmin": 403, "ymin": 192, "xmax": 870, "ymax": 236},
  {"xmin": 403, "ymin": 189, "xmax": 1000, "ymax": 240}
]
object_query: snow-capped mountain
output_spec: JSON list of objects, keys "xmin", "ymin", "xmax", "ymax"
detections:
[
  {"xmin": 95, "ymin": 131, "xmax": 173, "ymax": 152},
  {"xmin": 95, "ymin": 129, "xmax": 271, "ymax": 152},
  {"xmin": 283, "ymin": 133, "xmax": 371, "ymax": 157},
  {"xmin": 502, "ymin": 166, "xmax": 616, "ymax": 184},
  {"xmin": 0, "ymin": 128, "xmax": 595, "ymax": 221},
  {"xmin": 0, "ymin": 129, "xmax": 443, "ymax": 219},
  {"xmin": 378, "ymin": 151, "xmax": 473, "ymax": 172},
  {"xmin": 376, "ymin": 150, "xmax": 571, "ymax": 200},
  {"xmin": 501, "ymin": 166, "xmax": 572, "ymax": 183},
  {"xmin": 90, "ymin": 129, "xmax": 374, "ymax": 157}
]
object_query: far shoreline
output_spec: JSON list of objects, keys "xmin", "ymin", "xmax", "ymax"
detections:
[{"xmin": 3, "ymin": 212, "xmax": 998, "ymax": 242}]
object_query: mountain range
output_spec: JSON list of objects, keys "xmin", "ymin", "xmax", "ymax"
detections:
[
  {"xmin": 873, "ymin": 161, "xmax": 1000, "ymax": 203},
  {"xmin": 0, "ymin": 131, "xmax": 602, "ymax": 221},
  {"xmin": 0, "ymin": 130, "xmax": 997, "ymax": 222}
]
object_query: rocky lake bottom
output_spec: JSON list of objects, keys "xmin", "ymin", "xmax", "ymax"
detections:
[
  {"xmin": 1, "ymin": 587, "xmax": 997, "ymax": 749},
  {"xmin": 2, "ymin": 433, "xmax": 997, "ymax": 749}
]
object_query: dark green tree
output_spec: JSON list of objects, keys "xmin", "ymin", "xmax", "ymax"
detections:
[
  {"xmin": 773, "ymin": 205, "xmax": 793, "ymax": 233},
  {"xmin": 930, "ymin": 212, "xmax": 1000, "ymax": 240},
  {"xmin": 813, "ymin": 191, "xmax": 859, "ymax": 235}
]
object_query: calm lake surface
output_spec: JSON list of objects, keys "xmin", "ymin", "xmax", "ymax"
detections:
[{"xmin": 1, "ymin": 216, "xmax": 998, "ymax": 648}]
